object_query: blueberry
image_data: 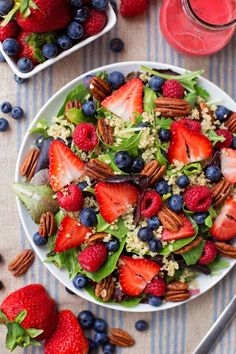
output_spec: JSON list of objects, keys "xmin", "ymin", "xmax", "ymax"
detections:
[
  {"xmin": 147, "ymin": 216, "xmax": 161, "ymax": 230},
  {"xmin": 109, "ymin": 37, "xmax": 124, "ymax": 52},
  {"xmin": 138, "ymin": 227, "xmax": 153, "ymax": 242},
  {"xmin": 148, "ymin": 296, "xmax": 163, "ymax": 307},
  {"xmin": 82, "ymin": 100, "xmax": 96, "ymax": 116},
  {"xmin": 93, "ymin": 318, "xmax": 108, "ymax": 333},
  {"xmin": 65, "ymin": 287, "xmax": 76, "ymax": 295},
  {"xmin": 78, "ymin": 181, "xmax": 88, "ymax": 191},
  {"xmin": 0, "ymin": 117, "xmax": 9, "ymax": 132},
  {"xmin": 67, "ymin": 21, "xmax": 84, "ymax": 39},
  {"xmin": 11, "ymin": 106, "xmax": 23, "ymax": 119},
  {"xmin": 103, "ymin": 343, "xmax": 116, "ymax": 354},
  {"xmin": 80, "ymin": 207, "xmax": 97, "ymax": 227},
  {"xmin": 149, "ymin": 76, "xmax": 165, "ymax": 91},
  {"xmin": 94, "ymin": 332, "xmax": 109, "ymax": 345},
  {"xmin": 176, "ymin": 175, "xmax": 190, "ymax": 188},
  {"xmin": 14, "ymin": 75, "xmax": 25, "ymax": 84},
  {"xmin": 35, "ymin": 135, "xmax": 44, "ymax": 149},
  {"xmin": 73, "ymin": 6, "xmax": 90, "ymax": 22},
  {"xmin": 155, "ymin": 180, "xmax": 171, "ymax": 196},
  {"xmin": 108, "ymin": 71, "xmax": 125, "ymax": 90},
  {"xmin": 137, "ymin": 122, "xmax": 149, "ymax": 129},
  {"xmin": 0, "ymin": 52, "xmax": 5, "ymax": 62},
  {"xmin": 57, "ymin": 34, "xmax": 73, "ymax": 50},
  {"xmin": 106, "ymin": 237, "xmax": 120, "ymax": 252},
  {"xmin": 135, "ymin": 320, "xmax": 149, "ymax": 332},
  {"xmin": 42, "ymin": 44, "xmax": 58, "ymax": 59},
  {"xmin": 78, "ymin": 310, "xmax": 95, "ymax": 329},
  {"xmin": 215, "ymin": 105, "xmax": 230, "ymax": 122},
  {"xmin": 232, "ymin": 135, "xmax": 236, "ymax": 149},
  {"xmin": 83, "ymin": 74, "xmax": 94, "ymax": 88},
  {"xmin": 167, "ymin": 195, "xmax": 183, "ymax": 212},
  {"xmin": 33, "ymin": 232, "xmax": 48, "ymax": 246},
  {"xmin": 114, "ymin": 151, "xmax": 132, "ymax": 169},
  {"xmin": 130, "ymin": 157, "xmax": 145, "ymax": 173},
  {"xmin": 91, "ymin": 0, "xmax": 108, "ymax": 11},
  {"xmin": 73, "ymin": 274, "xmax": 88, "ymax": 289},
  {"xmin": 0, "ymin": 0, "xmax": 13, "ymax": 16},
  {"xmin": 205, "ymin": 165, "xmax": 221, "ymax": 182},
  {"xmin": 88, "ymin": 338, "xmax": 98, "ymax": 351},
  {"xmin": 2, "ymin": 38, "xmax": 20, "ymax": 56},
  {"xmin": 193, "ymin": 212, "xmax": 207, "ymax": 225},
  {"xmin": 1, "ymin": 101, "xmax": 12, "ymax": 113},
  {"xmin": 17, "ymin": 57, "xmax": 34, "ymax": 73},
  {"xmin": 158, "ymin": 128, "xmax": 171, "ymax": 142},
  {"xmin": 69, "ymin": 0, "xmax": 83, "ymax": 7},
  {"xmin": 35, "ymin": 137, "xmax": 53, "ymax": 173},
  {"xmin": 148, "ymin": 238, "xmax": 162, "ymax": 253}
]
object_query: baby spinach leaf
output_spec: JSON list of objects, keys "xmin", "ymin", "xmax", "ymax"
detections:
[
  {"xmin": 57, "ymin": 84, "xmax": 90, "ymax": 116},
  {"xmin": 45, "ymin": 249, "xmax": 82, "ymax": 279},
  {"xmin": 182, "ymin": 240, "xmax": 205, "ymax": 265},
  {"xmin": 155, "ymin": 147, "xmax": 168, "ymax": 165},
  {"xmin": 54, "ymin": 210, "xmax": 65, "ymax": 227},
  {"xmin": 29, "ymin": 119, "xmax": 49, "ymax": 137},
  {"xmin": 159, "ymin": 236, "xmax": 196, "ymax": 255},
  {"xmin": 106, "ymin": 218, "xmax": 129, "ymax": 239},
  {"xmin": 143, "ymin": 86, "xmax": 157, "ymax": 113},
  {"xmin": 65, "ymin": 108, "xmax": 95, "ymax": 125},
  {"xmin": 207, "ymin": 257, "xmax": 230, "ymax": 274},
  {"xmin": 96, "ymin": 213, "xmax": 110, "ymax": 232}
]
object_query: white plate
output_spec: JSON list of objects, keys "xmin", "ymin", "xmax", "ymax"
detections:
[
  {"xmin": 15, "ymin": 61, "xmax": 236, "ymax": 312},
  {"xmin": 0, "ymin": 4, "xmax": 116, "ymax": 79}
]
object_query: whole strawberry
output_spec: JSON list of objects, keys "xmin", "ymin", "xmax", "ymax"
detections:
[
  {"xmin": 84, "ymin": 9, "xmax": 107, "ymax": 36},
  {"xmin": 0, "ymin": 21, "xmax": 20, "ymax": 42},
  {"xmin": 44, "ymin": 310, "xmax": 89, "ymax": 354},
  {"xmin": 0, "ymin": 284, "xmax": 57, "ymax": 351},
  {"xmin": 120, "ymin": 0, "xmax": 147, "ymax": 17}
]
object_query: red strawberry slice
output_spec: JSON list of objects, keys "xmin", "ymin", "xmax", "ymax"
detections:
[
  {"xmin": 211, "ymin": 196, "xmax": 236, "ymax": 241},
  {"xmin": 118, "ymin": 256, "xmax": 160, "ymax": 296},
  {"xmin": 54, "ymin": 215, "xmax": 91, "ymax": 252},
  {"xmin": 49, "ymin": 140, "xmax": 85, "ymax": 192},
  {"xmin": 101, "ymin": 78, "xmax": 143, "ymax": 121},
  {"xmin": 162, "ymin": 215, "xmax": 195, "ymax": 241},
  {"xmin": 95, "ymin": 182, "xmax": 139, "ymax": 223},
  {"xmin": 168, "ymin": 122, "xmax": 213, "ymax": 165},
  {"xmin": 220, "ymin": 148, "xmax": 236, "ymax": 184}
]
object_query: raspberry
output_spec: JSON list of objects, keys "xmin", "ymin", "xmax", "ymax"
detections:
[
  {"xmin": 144, "ymin": 278, "xmax": 166, "ymax": 296},
  {"xmin": 84, "ymin": 9, "xmax": 107, "ymax": 36},
  {"xmin": 120, "ymin": 0, "xmax": 147, "ymax": 17},
  {"xmin": 57, "ymin": 184, "xmax": 84, "ymax": 212},
  {"xmin": 141, "ymin": 190, "xmax": 162, "ymax": 218},
  {"xmin": 179, "ymin": 118, "xmax": 201, "ymax": 132},
  {"xmin": 73, "ymin": 122, "xmax": 98, "ymax": 151},
  {"xmin": 215, "ymin": 129, "xmax": 233, "ymax": 150},
  {"xmin": 184, "ymin": 186, "xmax": 212, "ymax": 212},
  {"xmin": 78, "ymin": 243, "xmax": 107, "ymax": 272},
  {"xmin": 198, "ymin": 241, "xmax": 217, "ymax": 265},
  {"xmin": 162, "ymin": 80, "xmax": 184, "ymax": 99}
]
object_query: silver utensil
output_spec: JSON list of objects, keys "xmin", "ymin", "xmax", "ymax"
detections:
[{"xmin": 193, "ymin": 295, "xmax": 236, "ymax": 354}]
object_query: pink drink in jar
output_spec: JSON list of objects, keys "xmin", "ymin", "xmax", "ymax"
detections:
[{"xmin": 160, "ymin": 0, "xmax": 236, "ymax": 55}]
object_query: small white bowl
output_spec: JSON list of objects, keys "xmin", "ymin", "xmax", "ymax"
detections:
[{"xmin": 0, "ymin": 4, "xmax": 116, "ymax": 79}]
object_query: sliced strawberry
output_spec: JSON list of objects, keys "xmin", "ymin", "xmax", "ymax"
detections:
[
  {"xmin": 220, "ymin": 148, "xmax": 236, "ymax": 184},
  {"xmin": 101, "ymin": 78, "xmax": 143, "ymax": 121},
  {"xmin": 211, "ymin": 196, "xmax": 236, "ymax": 241},
  {"xmin": 118, "ymin": 256, "xmax": 160, "ymax": 296},
  {"xmin": 162, "ymin": 215, "xmax": 195, "ymax": 241},
  {"xmin": 54, "ymin": 215, "xmax": 92, "ymax": 252},
  {"xmin": 49, "ymin": 140, "xmax": 85, "ymax": 192},
  {"xmin": 95, "ymin": 182, "xmax": 139, "ymax": 223},
  {"xmin": 168, "ymin": 122, "xmax": 213, "ymax": 165}
]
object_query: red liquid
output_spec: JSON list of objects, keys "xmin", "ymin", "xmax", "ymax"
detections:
[{"xmin": 160, "ymin": 0, "xmax": 236, "ymax": 56}]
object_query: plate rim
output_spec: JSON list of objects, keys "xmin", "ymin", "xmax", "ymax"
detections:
[{"xmin": 15, "ymin": 60, "xmax": 236, "ymax": 312}]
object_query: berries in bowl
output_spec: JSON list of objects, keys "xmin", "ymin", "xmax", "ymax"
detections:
[
  {"xmin": 0, "ymin": 0, "xmax": 116, "ymax": 78},
  {"xmin": 15, "ymin": 62, "xmax": 236, "ymax": 312}
]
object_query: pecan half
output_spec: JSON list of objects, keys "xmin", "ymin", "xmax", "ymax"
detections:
[
  {"xmin": 8, "ymin": 249, "xmax": 34, "ymax": 276},
  {"xmin": 211, "ymin": 179, "xmax": 233, "ymax": 208},
  {"xmin": 175, "ymin": 236, "xmax": 202, "ymax": 254},
  {"xmin": 85, "ymin": 158, "xmax": 114, "ymax": 181},
  {"xmin": 215, "ymin": 242, "xmax": 236, "ymax": 259},
  {"xmin": 109, "ymin": 328, "xmax": 135, "ymax": 347},
  {"xmin": 98, "ymin": 118, "xmax": 114, "ymax": 145},
  {"xmin": 90, "ymin": 77, "xmax": 110, "ymax": 101},
  {"xmin": 225, "ymin": 112, "xmax": 236, "ymax": 133},
  {"xmin": 39, "ymin": 212, "xmax": 57, "ymax": 237},
  {"xmin": 140, "ymin": 160, "xmax": 166, "ymax": 185},
  {"xmin": 158, "ymin": 206, "xmax": 184, "ymax": 231},
  {"xmin": 165, "ymin": 281, "xmax": 190, "ymax": 302},
  {"xmin": 20, "ymin": 148, "xmax": 40, "ymax": 180},
  {"xmin": 199, "ymin": 101, "xmax": 214, "ymax": 121},
  {"xmin": 167, "ymin": 281, "xmax": 188, "ymax": 291},
  {"xmin": 165, "ymin": 292, "xmax": 190, "ymax": 302},
  {"xmin": 95, "ymin": 275, "xmax": 115, "ymax": 302},
  {"xmin": 86, "ymin": 232, "xmax": 108, "ymax": 244},
  {"xmin": 65, "ymin": 100, "xmax": 81, "ymax": 112},
  {"xmin": 154, "ymin": 98, "xmax": 191, "ymax": 117}
]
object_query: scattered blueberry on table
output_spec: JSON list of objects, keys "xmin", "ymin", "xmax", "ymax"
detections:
[
  {"xmin": 135, "ymin": 320, "xmax": 149, "ymax": 332},
  {"xmin": 0, "ymin": 117, "xmax": 9, "ymax": 132}
]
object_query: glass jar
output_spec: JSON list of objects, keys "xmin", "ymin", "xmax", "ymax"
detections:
[{"xmin": 160, "ymin": 0, "xmax": 236, "ymax": 56}]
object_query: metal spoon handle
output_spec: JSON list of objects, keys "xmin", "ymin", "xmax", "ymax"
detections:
[{"xmin": 193, "ymin": 295, "xmax": 236, "ymax": 354}]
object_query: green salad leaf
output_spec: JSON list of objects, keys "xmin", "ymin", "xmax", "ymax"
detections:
[
  {"xmin": 98, "ymin": 153, "xmax": 125, "ymax": 174},
  {"xmin": 54, "ymin": 210, "xmax": 65, "ymax": 227},
  {"xmin": 100, "ymin": 131, "xmax": 142, "ymax": 155},
  {"xmin": 195, "ymin": 85, "xmax": 210, "ymax": 100},
  {"xmin": 167, "ymin": 162, "xmax": 202, "ymax": 177},
  {"xmin": 204, "ymin": 215, "xmax": 213, "ymax": 228},
  {"xmin": 182, "ymin": 240, "xmax": 205, "ymax": 265},
  {"xmin": 143, "ymin": 86, "xmax": 157, "ymax": 113},
  {"xmin": 184, "ymin": 92, "xmax": 197, "ymax": 107},
  {"xmin": 57, "ymin": 84, "xmax": 90, "ymax": 116},
  {"xmin": 65, "ymin": 108, "xmax": 95, "ymax": 125},
  {"xmin": 29, "ymin": 119, "xmax": 49, "ymax": 137},
  {"xmin": 205, "ymin": 130, "xmax": 225, "ymax": 146},
  {"xmin": 207, "ymin": 257, "xmax": 229, "ymax": 274},
  {"xmin": 45, "ymin": 248, "xmax": 82, "ymax": 279},
  {"xmin": 154, "ymin": 117, "xmax": 173, "ymax": 129}
]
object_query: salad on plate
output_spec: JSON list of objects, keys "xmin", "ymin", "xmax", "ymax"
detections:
[{"xmin": 14, "ymin": 65, "xmax": 236, "ymax": 308}]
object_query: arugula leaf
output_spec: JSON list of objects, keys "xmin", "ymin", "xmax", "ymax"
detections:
[
  {"xmin": 143, "ymin": 86, "xmax": 157, "ymax": 113},
  {"xmin": 100, "ymin": 131, "xmax": 142, "ymax": 155},
  {"xmin": 195, "ymin": 85, "xmax": 210, "ymax": 100},
  {"xmin": 182, "ymin": 240, "xmax": 205, "ymax": 265},
  {"xmin": 29, "ymin": 119, "xmax": 49, "ymax": 137},
  {"xmin": 167, "ymin": 162, "xmax": 202, "ymax": 177},
  {"xmin": 184, "ymin": 92, "xmax": 197, "ymax": 107},
  {"xmin": 205, "ymin": 130, "xmax": 225, "ymax": 146},
  {"xmin": 85, "ymin": 237, "xmax": 126, "ymax": 282},
  {"xmin": 57, "ymin": 84, "xmax": 90, "ymax": 116},
  {"xmin": 98, "ymin": 153, "xmax": 126, "ymax": 174},
  {"xmin": 207, "ymin": 257, "xmax": 229, "ymax": 274},
  {"xmin": 155, "ymin": 117, "xmax": 173, "ymax": 129},
  {"xmin": 45, "ymin": 249, "xmax": 81, "ymax": 279}
]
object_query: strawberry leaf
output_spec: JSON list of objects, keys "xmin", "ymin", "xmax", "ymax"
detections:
[
  {"xmin": 26, "ymin": 328, "xmax": 44, "ymax": 338},
  {"xmin": 182, "ymin": 240, "xmax": 205, "ymax": 265},
  {"xmin": 14, "ymin": 310, "xmax": 27, "ymax": 324}
]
